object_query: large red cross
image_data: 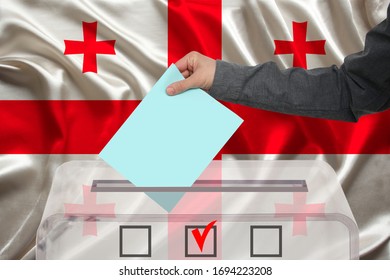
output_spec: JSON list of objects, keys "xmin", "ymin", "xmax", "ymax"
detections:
[
  {"xmin": 275, "ymin": 192, "xmax": 325, "ymax": 236},
  {"xmin": 64, "ymin": 21, "xmax": 116, "ymax": 73},
  {"xmin": 64, "ymin": 185, "xmax": 116, "ymax": 236},
  {"xmin": 274, "ymin": 21, "xmax": 326, "ymax": 69}
]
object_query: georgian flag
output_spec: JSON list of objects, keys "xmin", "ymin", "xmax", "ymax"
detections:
[{"xmin": 0, "ymin": 0, "xmax": 389, "ymax": 259}]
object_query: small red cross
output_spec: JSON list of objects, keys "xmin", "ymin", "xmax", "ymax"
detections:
[
  {"xmin": 275, "ymin": 192, "xmax": 325, "ymax": 236},
  {"xmin": 274, "ymin": 21, "xmax": 326, "ymax": 69},
  {"xmin": 64, "ymin": 21, "xmax": 116, "ymax": 73},
  {"xmin": 64, "ymin": 185, "xmax": 116, "ymax": 236}
]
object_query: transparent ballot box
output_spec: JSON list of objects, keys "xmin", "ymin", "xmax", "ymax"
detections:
[{"xmin": 37, "ymin": 160, "xmax": 359, "ymax": 259}]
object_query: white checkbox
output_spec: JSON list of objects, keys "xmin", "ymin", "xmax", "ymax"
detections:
[
  {"xmin": 120, "ymin": 226, "xmax": 151, "ymax": 257},
  {"xmin": 251, "ymin": 226, "xmax": 282, "ymax": 257}
]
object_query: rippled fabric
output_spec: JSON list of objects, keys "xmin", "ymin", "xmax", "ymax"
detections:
[
  {"xmin": 0, "ymin": 0, "xmax": 167, "ymax": 100},
  {"xmin": 0, "ymin": 154, "xmax": 98, "ymax": 259},
  {"xmin": 0, "ymin": 0, "xmax": 389, "ymax": 260},
  {"xmin": 221, "ymin": 0, "xmax": 387, "ymax": 67},
  {"xmin": 220, "ymin": 0, "xmax": 390, "ymax": 259},
  {"xmin": 0, "ymin": 0, "xmax": 168, "ymax": 259}
]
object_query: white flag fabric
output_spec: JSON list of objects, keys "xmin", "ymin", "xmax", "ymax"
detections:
[{"xmin": 0, "ymin": 0, "xmax": 389, "ymax": 259}]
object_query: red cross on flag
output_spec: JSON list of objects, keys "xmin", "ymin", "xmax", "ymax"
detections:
[
  {"xmin": 0, "ymin": 0, "xmax": 390, "ymax": 259},
  {"xmin": 64, "ymin": 22, "xmax": 116, "ymax": 73},
  {"xmin": 274, "ymin": 21, "xmax": 326, "ymax": 69}
]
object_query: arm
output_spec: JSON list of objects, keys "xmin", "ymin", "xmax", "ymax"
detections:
[
  {"xmin": 167, "ymin": 5, "xmax": 390, "ymax": 122},
  {"xmin": 209, "ymin": 61, "xmax": 356, "ymax": 121},
  {"xmin": 210, "ymin": 3, "xmax": 390, "ymax": 122}
]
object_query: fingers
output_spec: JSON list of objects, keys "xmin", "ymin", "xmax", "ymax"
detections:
[
  {"xmin": 166, "ymin": 51, "xmax": 215, "ymax": 95},
  {"xmin": 174, "ymin": 51, "xmax": 198, "ymax": 73},
  {"xmin": 167, "ymin": 52, "xmax": 199, "ymax": 95},
  {"xmin": 166, "ymin": 75, "xmax": 197, "ymax": 95},
  {"xmin": 181, "ymin": 69, "xmax": 191, "ymax": 78}
]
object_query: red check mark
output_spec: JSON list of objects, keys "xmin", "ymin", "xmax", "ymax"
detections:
[{"xmin": 191, "ymin": 220, "xmax": 217, "ymax": 252}]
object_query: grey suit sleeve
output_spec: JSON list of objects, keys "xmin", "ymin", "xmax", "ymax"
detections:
[{"xmin": 209, "ymin": 5, "xmax": 390, "ymax": 122}]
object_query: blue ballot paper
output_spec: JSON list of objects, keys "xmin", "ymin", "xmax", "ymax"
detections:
[{"xmin": 100, "ymin": 65, "xmax": 243, "ymax": 191}]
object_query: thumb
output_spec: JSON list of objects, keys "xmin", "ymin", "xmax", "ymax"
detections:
[{"xmin": 166, "ymin": 76, "xmax": 197, "ymax": 95}]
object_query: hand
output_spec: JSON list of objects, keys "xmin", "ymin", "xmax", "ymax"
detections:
[{"xmin": 166, "ymin": 51, "xmax": 216, "ymax": 95}]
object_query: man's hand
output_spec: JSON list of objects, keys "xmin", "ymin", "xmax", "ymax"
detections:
[{"xmin": 166, "ymin": 51, "xmax": 216, "ymax": 95}]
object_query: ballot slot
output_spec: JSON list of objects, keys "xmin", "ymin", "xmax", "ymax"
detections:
[{"xmin": 91, "ymin": 179, "xmax": 308, "ymax": 193}]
